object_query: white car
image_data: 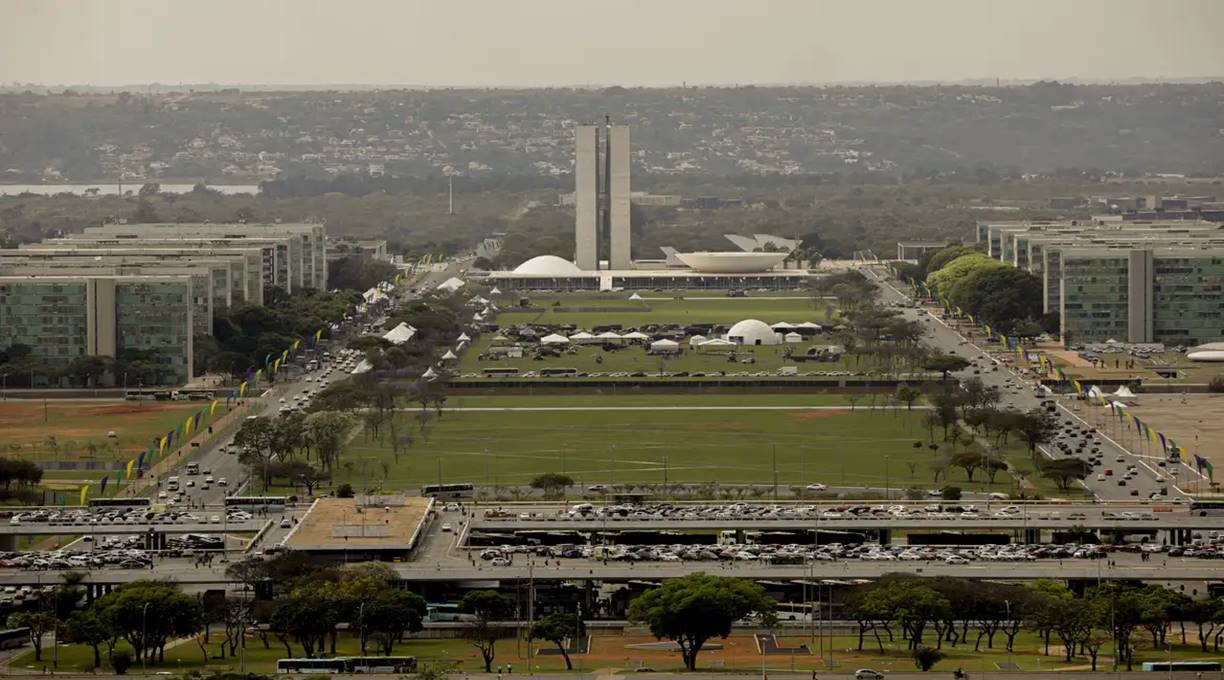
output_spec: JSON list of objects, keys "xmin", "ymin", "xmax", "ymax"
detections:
[
  {"xmin": 806, "ymin": 483, "xmax": 828, "ymax": 491},
  {"xmin": 441, "ymin": 523, "xmax": 453, "ymax": 532},
  {"xmin": 855, "ymin": 670, "xmax": 885, "ymax": 680}
]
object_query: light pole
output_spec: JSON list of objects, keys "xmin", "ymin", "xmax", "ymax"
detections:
[
  {"xmin": 358, "ymin": 601, "xmax": 366, "ymax": 654},
  {"xmin": 1005, "ymin": 599, "xmax": 1013, "ymax": 670},
  {"xmin": 141, "ymin": 601, "xmax": 151, "ymax": 672}
]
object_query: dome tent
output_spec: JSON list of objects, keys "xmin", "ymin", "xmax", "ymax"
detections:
[{"xmin": 725, "ymin": 319, "xmax": 780, "ymax": 346}]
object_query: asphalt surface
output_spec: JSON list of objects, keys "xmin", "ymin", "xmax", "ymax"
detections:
[{"xmin": 864, "ymin": 267, "xmax": 1198, "ymax": 502}]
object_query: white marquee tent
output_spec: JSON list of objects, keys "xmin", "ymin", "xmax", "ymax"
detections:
[{"xmin": 540, "ymin": 333, "xmax": 571, "ymax": 345}]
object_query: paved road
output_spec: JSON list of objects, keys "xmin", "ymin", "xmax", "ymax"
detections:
[
  {"xmin": 864, "ymin": 268, "xmax": 1197, "ymax": 502},
  {"xmin": 470, "ymin": 514, "xmax": 1220, "ymax": 532}
]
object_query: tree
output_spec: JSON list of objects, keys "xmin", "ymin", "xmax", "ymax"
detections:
[
  {"xmin": 270, "ymin": 592, "xmax": 337, "ymax": 658},
  {"xmin": 529, "ymin": 613, "xmax": 585, "ymax": 670},
  {"xmin": 895, "ymin": 385, "xmax": 922, "ymax": 411},
  {"xmin": 363, "ymin": 590, "xmax": 427, "ymax": 656},
  {"xmin": 950, "ymin": 451, "xmax": 986, "ymax": 482},
  {"xmin": 940, "ymin": 486, "xmax": 962, "ymax": 501},
  {"xmin": 1015, "ymin": 409, "xmax": 1058, "ymax": 457},
  {"xmin": 94, "ymin": 580, "xmax": 203, "ymax": 665},
  {"xmin": 67, "ymin": 354, "xmax": 114, "ymax": 387},
  {"xmin": 926, "ymin": 253, "xmax": 1006, "ymax": 298},
  {"xmin": 948, "ymin": 266, "xmax": 1043, "ymax": 336},
  {"xmin": 627, "ymin": 572, "xmax": 775, "ymax": 670},
  {"xmin": 913, "ymin": 645, "xmax": 945, "ymax": 671},
  {"xmin": 529, "ymin": 473, "xmax": 574, "ymax": 498},
  {"xmin": 1039, "ymin": 458, "xmax": 1090, "ymax": 491},
  {"xmin": 304, "ymin": 411, "xmax": 358, "ymax": 472},
  {"xmin": 924, "ymin": 355, "xmax": 970, "ymax": 382},
  {"xmin": 458, "ymin": 590, "xmax": 513, "ymax": 672},
  {"xmin": 8, "ymin": 611, "xmax": 57, "ymax": 661},
  {"xmin": 65, "ymin": 609, "xmax": 115, "ymax": 669},
  {"xmin": 234, "ymin": 416, "xmax": 277, "ymax": 489},
  {"xmin": 110, "ymin": 650, "xmax": 132, "ymax": 675}
]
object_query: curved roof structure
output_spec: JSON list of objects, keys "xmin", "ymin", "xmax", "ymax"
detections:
[
  {"xmin": 512, "ymin": 255, "xmax": 584, "ymax": 276},
  {"xmin": 726, "ymin": 318, "xmax": 780, "ymax": 346},
  {"xmin": 674, "ymin": 251, "xmax": 788, "ymax": 273},
  {"xmin": 1188, "ymin": 350, "xmax": 1224, "ymax": 362}
]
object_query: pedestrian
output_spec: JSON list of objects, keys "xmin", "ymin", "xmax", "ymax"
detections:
[{"xmin": 507, "ymin": 664, "xmax": 512, "ymax": 675}]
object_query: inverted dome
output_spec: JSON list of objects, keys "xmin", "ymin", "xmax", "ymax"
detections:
[
  {"xmin": 675, "ymin": 251, "xmax": 788, "ymax": 273},
  {"xmin": 726, "ymin": 318, "xmax": 781, "ymax": 346},
  {"xmin": 512, "ymin": 255, "xmax": 584, "ymax": 276}
]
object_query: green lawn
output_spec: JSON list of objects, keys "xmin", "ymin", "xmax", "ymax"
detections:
[{"xmin": 342, "ymin": 396, "xmax": 1020, "ymax": 493}]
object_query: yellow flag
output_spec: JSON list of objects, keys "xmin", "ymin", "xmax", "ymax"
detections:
[
  {"xmin": 239, "ymin": 381, "xmax": 248, "ymax": 398},
  {"xmin": 184, "ymin": 416, "xmax": 193, "ymax": 436},
  {"xmin": 79, "ymin": 485, "xmax": 89, "ymax": 505},
  {"xmin": 126, "ymin": 459, "xmax": 135, "ymax": 480},
  {"xmin": 159, "ymin": 435, "xmax": 168, "ymax": 455},
  {"xmin": 209, "ymin": 400, "xmax": 218, "ymax": 417}
]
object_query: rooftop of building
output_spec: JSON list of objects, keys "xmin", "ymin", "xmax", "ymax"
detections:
[{"xmin": 282, "ymin": 496, "xmax": 432, "ymax": 553}]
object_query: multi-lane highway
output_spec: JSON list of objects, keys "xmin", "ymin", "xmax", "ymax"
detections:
[{"xmin": 866, "ymin": 267, "xmax": 1197, "ymax": 502}]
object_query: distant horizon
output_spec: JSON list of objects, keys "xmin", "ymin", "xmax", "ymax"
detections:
[{"xmin": 5, "ymin": 76, "xmax": 1224, "ymax": 93}]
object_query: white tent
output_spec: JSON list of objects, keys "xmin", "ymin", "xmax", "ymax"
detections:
[
  {"xmin": 700, "ymin": 338, "xmax": 737, "ymax": 348},
  {"xmin": 569, "ymin": 331, "xmax": 597, "ymax": 344},
  {"xmin": 422, "ymin": 367, "xmax": 438, "ymax": 380},
  {"xmin": 540, "ymin": 333, "xmax": 571, "ymax": 345},
  {"xmin": 473, "ymin": 312, "xmax": 484, "ymax": 321},
  {"xmin": 629, "ymin": 292, "xmax": 643, "ymax": 301},
  {"xmin": 441, "ymin": 350, "xmax": 458, "ymax": 360},
  {"xmin": 1112, "ymin": 386, "xmax": 1137, "ymax": 398},
  {"xmin": 382, "ymin": 322, "xmax": 416, "ymax": 345},
  {"xmin": 490, "ymin": 287, "xmax": 502, "ymax": 295},
  {"xmin": 784, "ymin": 332, "xmax": 804, "ymax": 343},
  {"xmin": 437, "ymin": 277, "xmax": 465, "ymax": 292},
  {"xmin": 1087, "ymin": 385, "xmax": 1104, "ymax": 400},
  {"xmin": 770, "ymin": 322, "xmax": 796, "ymax": 330},
  {"xmin": 688, "ymin": 334, "xmax": 708, "ymax": 347},
  {"xmin": 596, "ymin": 331, "xmax": 623, "ymax": 341},
  {"xmin": 457, "ymin": 332, "xmax": 471, "ymax": 342},
  {"xmin": 650, "ymin": 338, "xmax": 680, "ymax": 353},
  {"xmin": 351, "ymin": 359, "xmax": 373, "ymax": 375},
  {"xmin": 622, "ymin": 331, "xmax": 650, "ymax": 342},
  {"xmin": 798, "ymin": 322, "xmax": 823, "ymax": 331}
]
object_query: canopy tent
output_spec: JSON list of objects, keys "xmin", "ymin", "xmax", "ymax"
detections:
[
  {"xmin": 489, "ymin": 335, "xmax": 511, "ymax": 344},
  {"xmin": 699, "ymin": 338, "xmax": 736, "ymax": 348},
  {"xmin": 784, "ymin": 332, "xmax": 804, "ymax": 343},
  {"xmin": 489, "ymin": 287, "xmax": 502, "ymax": 295},
  {"xmin": 540, "ymin": 333, "xmax": 571, "ymax": 345},
  {"xmin": 628, "ymin": 292, "xmax": 643, "ymax": 301},
  {"xmin": 622, "ymin": 331, "xmax": 650, "ymax": 342},
  {"xmin": 1112, "ymin": 386, "xmax": 1137, "ymax": 398},
  {"xmin": 457, "ymin": 332, "xmax": 471, "ymax": 342},
  {"xmin": 422, "ymin": 367, "xmax": 438, "ymax": 379},
  {"xmin": 1087, "ymin": 385, "xmax": 1104, "ymax": 400},
  {"xmin": 649, "ymin": 338, "xmax": 680, "ymax": 353},
  {"xmin": 569, "ymin": 331, "xmax": 598, "ymax": 344},
  {"xmin": 770, "ymin": 322, "xmax": 796, "ymax": 330},
  {"xmin": 797, "ymin": 322, "xmax": 823, "ymax": 330},
  {"xmin": 382, "ymin": 322, "xmax": 416, "ymax": 345},
  {"xmin": 596, "ymin": 331, "xmax": 624, "ymax": 341},
  {"xmin": 688, "ymin": 334, "xmax": 708, "ymax": 347},
  {"xmin": 441, "ymin": 350, "xmax": 458, "ymax": 360},
  {"xmin": 437, "ymin": 277, "xmax": 465, "ymax": 292}
]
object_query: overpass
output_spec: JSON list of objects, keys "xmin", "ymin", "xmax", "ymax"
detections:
[{"xmin": 0, "ymin": 519, "xmax": 268, "ymax": 550}]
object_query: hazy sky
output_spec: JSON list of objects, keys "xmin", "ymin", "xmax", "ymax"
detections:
[{"xmin": 3, "ymin": 0, "xmax": 1222, "ymax": 87}]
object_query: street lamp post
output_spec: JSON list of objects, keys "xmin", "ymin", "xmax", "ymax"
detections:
[
  {"xmin": 141, "ymin": 601, "xmax": 151, "ymax": 672},
  {"xmin": 358, "ymin": 601, "xmax": 366, "ymax": 655}
]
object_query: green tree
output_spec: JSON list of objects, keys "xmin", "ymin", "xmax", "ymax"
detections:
[
  {"xmin": 363, "ymin": 590, "xmax": 428, "ymax": 656},
  {"xmin": 67, "ymin": 354, "xmax": 114, "ymax": 387},
  {"xmin": 94, "ymin": 580, "xmax": 203, "ymax": 665},
  {"xmin": 529, "ymin": 613, "xmax": 585, "ymax": 670},
  {"xmin": 627, "ymin": 572, "xmax": 775, "ymax": 670},
  {"xmin": 1039, "ymin": 458, "xmax": 1091, "ymax": 491},
  {"xmin": 7, "ymin": 611, "xmax": 57, "ymax": 661},
  {"xmin": 458, "ymin": 590, "xmax": 513, "ymax": 672},
  {"xmin": 65, "ymin": 609, "xmax": 115, "ymax": 669},
  {"xmin": 895, "ymin": 385, "xmax": 922, "ymax": 411},
  {"xmin": 950, "ymin": 451, "xmax": 986, "ymax": 482},
  {"xmin": 926, "ymin": 253, "xmax": 1006, "ymax": 298},
  {"xmin": 948, "ymin": 266, "xmax": 1043, "ymax": 335},
  {"xmin": 913, "ymin": 645, "xmax": 945, "ymax": 671},
  {"xmin": 234, "ymin": 416, "xmax": 277, "ymax": 489},
  {"xmin": 923, "ymin": 355, "xmax": 970, "ymax": 382},
  {"xmin": 304, "ymin": 411, "xmax": 358, "ymax": 472},
  {"xmin": 529, "ymin": 473, "xmax": 575, "ymax": 498},
  {"xmin": 109, "ymin": 650, "xmax": 132, "ymax": 675}
]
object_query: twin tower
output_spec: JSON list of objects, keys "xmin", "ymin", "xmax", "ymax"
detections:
[{"xmin": 574, "ymin": 121, "xmax": 631, "ymax": 271}]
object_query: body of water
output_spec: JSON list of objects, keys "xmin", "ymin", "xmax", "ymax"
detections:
[{"xmin": 0, "ymin": 183, "xmax": 260, "ymax": 197}]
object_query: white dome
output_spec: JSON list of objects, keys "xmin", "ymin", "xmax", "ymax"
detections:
[
  {"xmin": 1188, "ymin": 350, "xmax": 1224, "ymax": 362},
  {"xmin": 512, "ymin": 255, "xmax": 584, "ymax": 276},
  {"xmin": 726, "ymin": 318, "xmax": 781, "ymax": 346}
]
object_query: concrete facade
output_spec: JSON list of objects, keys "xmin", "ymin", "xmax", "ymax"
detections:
[
  {"xmin": 608, "ymin": 124, "xmax": 632, "ymax": 269},
  {"xmin": 574, "ymin": 125, "xmax": 599, "ymax": 270}
]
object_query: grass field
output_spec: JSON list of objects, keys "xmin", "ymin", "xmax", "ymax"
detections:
[
  {"xmin": 342, "ymin": 395, "xmax": 1023, "ymax": 494},
  {"xmin": 0, "ymin": 400, "xmax": 230, "ymax": 463},
  {"xmin": 20, "ymin": 630, "xmax": 1222, "ymax": 675}
]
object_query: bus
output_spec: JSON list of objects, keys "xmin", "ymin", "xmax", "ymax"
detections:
[
  {"xmin": 421, "ymin": 483, "xmax": 474, "ymax": 499},
  {"xmin": 0, "ymin": 628, "xmax": 29, "ymax": 650},
  {"xmin": 540, "ymin": 367, "xmax": 579, "ymax": 377},
  {"xmin": 276, "ymin": 657, "xmax": 417, "ymax": 674},
  {"xmin": 1190, "ymin": 500, "xmax": 1224, "ymax": 516},
  {"xmin": 482, "ymin": 367, "xmax": 520, "ymax": 378},
  {"xmin": 276, "ymin": 658, "xmax": 347, "ymax": 674},
  {"xmin": 1141, "ymin": 661, "xmax": 1220, "ymax": 672},
  {"xmin": 426, "ymin": 603, "xmax": 476, "ymax": 623},
  {"xmin": 88, "ymin": 498, "xmax": 151, "ymax": 511},
  {"xmin": 224, "ymin": 496, "xmax": 288, "ymax": 512}
]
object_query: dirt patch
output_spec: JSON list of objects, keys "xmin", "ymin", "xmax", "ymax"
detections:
[{"xmin": 791, "ymin": 409, "xmax": 849, "ymax": 421}]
